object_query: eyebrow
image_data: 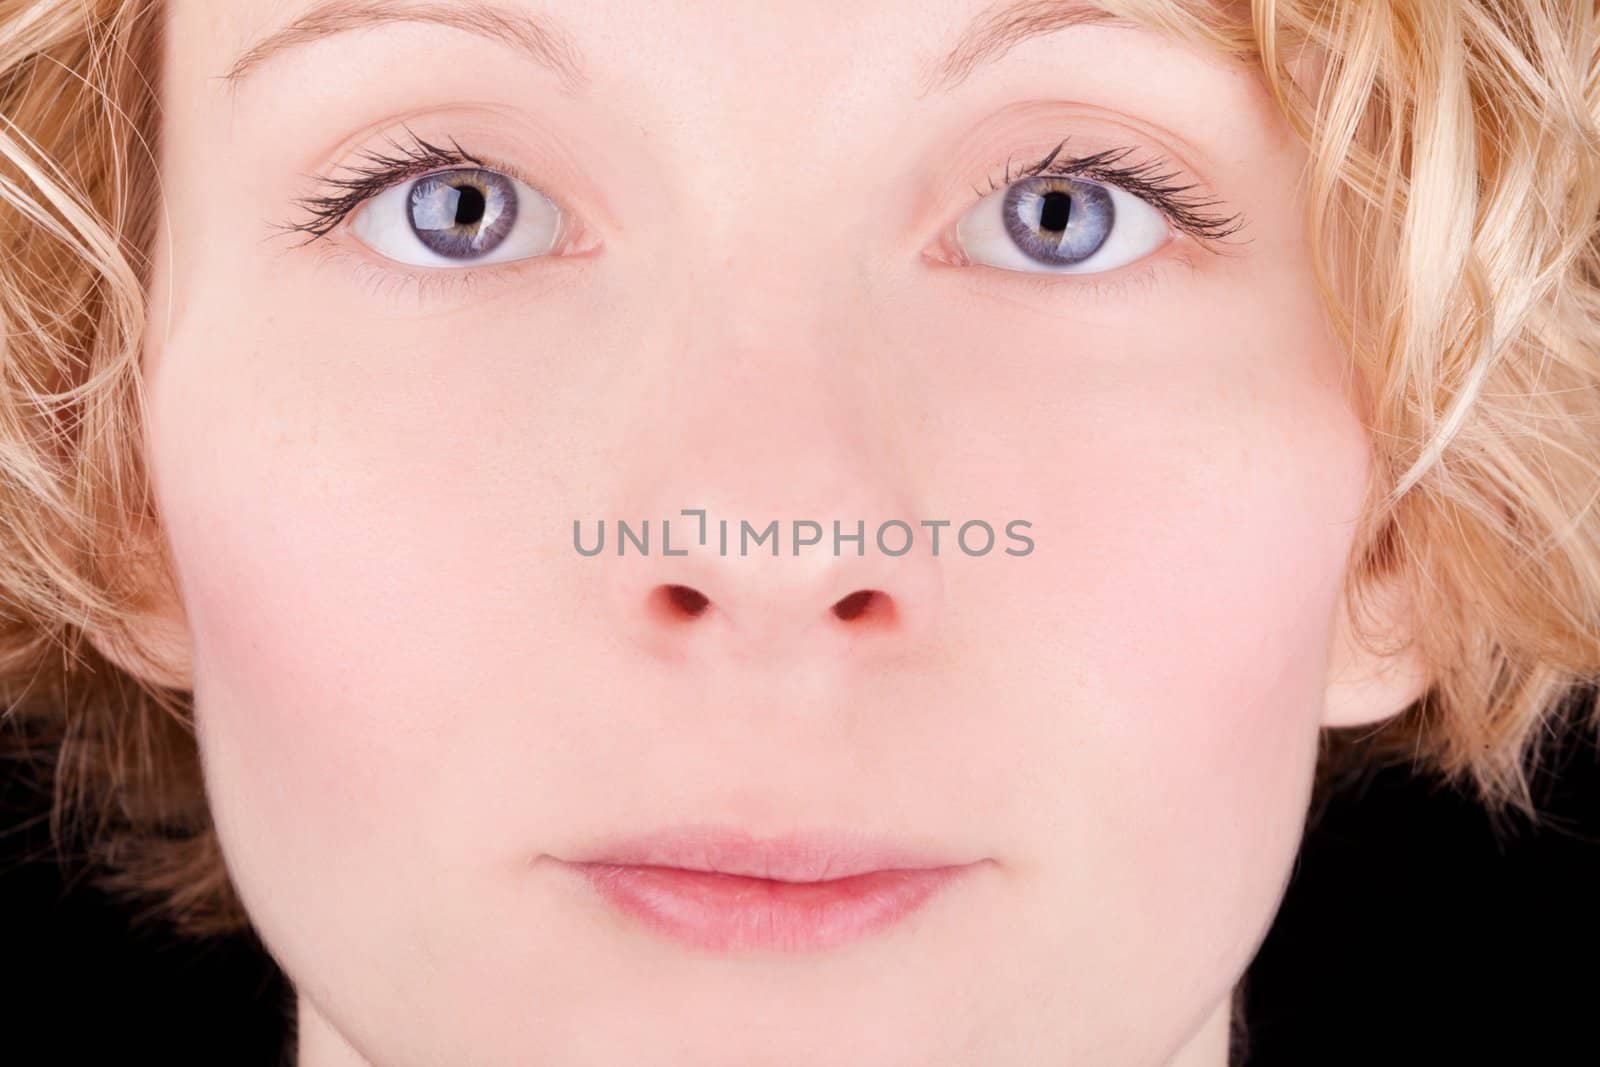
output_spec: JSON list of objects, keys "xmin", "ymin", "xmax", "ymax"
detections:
[
  {"xmin": 220, "ymin": 0, "xmax": 588, "ymax": 95},
  {"xmin": 222, "ymin": 0, "xmax": 1143, "ymax": 100},
  {"xmin": 919, "ymin": 0, "xmax": 1149, "ymax": 96}
]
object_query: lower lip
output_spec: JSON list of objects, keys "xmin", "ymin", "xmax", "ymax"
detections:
[{"xmin": 564, "ymin": 861, "xmax": 973, "ymax": 953}]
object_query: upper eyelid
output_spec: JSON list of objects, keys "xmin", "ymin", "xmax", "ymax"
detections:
[
  {"xmin": 975, "ymin": 138, "xmax": 1251, "ymax": 252},
  {"xmin": 273, "ymin": 126, "xmax": 545, "ymax": 247},
  {"xmin": 275, "ymin": 129, "xmax": 1251, "ymax": 272}
]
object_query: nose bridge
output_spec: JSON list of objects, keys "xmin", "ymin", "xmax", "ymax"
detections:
[
  {"xmin": 665, "ymin": 123, "xmax": 866, "ymax": 324},
  {"xmin": 688, "ymin": 218, "xmax": 858, "ymax": 351}
]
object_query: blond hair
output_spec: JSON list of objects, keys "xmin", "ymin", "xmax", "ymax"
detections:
[{"xmin": 2, "ymin": 0, "xmax": 1598, "ymax": 939}]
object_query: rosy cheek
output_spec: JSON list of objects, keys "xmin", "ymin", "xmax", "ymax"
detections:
[
  {"xmin": 991, "ymin": 344, "xmax": 1370, "ymax": 941},
  {"xmin": 153, "ymin": 390, "xmax": 425, "ymax": 876},
  {"xmin": 182, "ymin": 515, "xmax": 400, "ymax": 864}
]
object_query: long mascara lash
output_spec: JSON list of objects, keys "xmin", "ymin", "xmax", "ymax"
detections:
[
  {"xmin": 976, "ymin": 137, "xmax": 1249, "ymax": 247},
  {"xmin": 272, "ymin": 124, "xmax": 488, "ymax": 246}
]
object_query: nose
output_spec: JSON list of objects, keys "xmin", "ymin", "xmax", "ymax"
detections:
[
  {"xmin": 594, "ymin": 504, "xmax": 946, "ymax": 664},
  {"xmin": 586, "ymin": 285, "xmax": 944, "ymax": 667}
]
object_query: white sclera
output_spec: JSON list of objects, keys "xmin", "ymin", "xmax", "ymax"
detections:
[
  {"xmin": 349, "ymin": 170, "xmax": 563, "ymax": 268},
  {"xmin": 955, "ymin": 179, "xmax": 1172, "ymax": 275}
]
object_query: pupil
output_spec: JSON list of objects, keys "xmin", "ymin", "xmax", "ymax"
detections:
[
  {"xmin": 451, "ymin": 184, "xmax": 487, "ymax": 226},
  {"xmin": 1038, "ymin": 191, "xmax": 1073, "ymax": 233}
]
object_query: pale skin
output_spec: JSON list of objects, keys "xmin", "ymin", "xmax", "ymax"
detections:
[{"xmin": 94, "ymin": 0, "xmax": 1431, "ymax": 1063}]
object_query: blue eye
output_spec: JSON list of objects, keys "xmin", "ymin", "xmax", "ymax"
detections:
[
  {"xmin": 955, "ymin": 173, "xmax": 1173, "ymax": 275},
  {"xmin": 348, "ymin": 166, "xmax": 562, "ymax": 268}
]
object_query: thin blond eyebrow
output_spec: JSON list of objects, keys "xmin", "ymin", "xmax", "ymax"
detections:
[
  {"xmin": 919, "ymin": 0, "xmax": 1148, "ymax": 97},
  {"xmin": 219, "ymin": 0, "xmax": 588, "ymax": 95}
]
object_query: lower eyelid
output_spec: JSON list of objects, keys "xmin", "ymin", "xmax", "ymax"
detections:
[
  {"xmin": 355, "ymin": 197, "xmax": 597, "ymax": 286},
  {"xmin": 309, "ymin": 239, "xmax": 552, "ymax": 309},
  {"xmin": 930, "ymin": 233, "xmax": 1192, "ymax": 302},
  {"xmin": 1007, "ymin": 259, "xmax": 1163, "ymax": 300},
  {"xmin": 308, "ymin": 204, "xmax": 1183, "ymax": 310}
]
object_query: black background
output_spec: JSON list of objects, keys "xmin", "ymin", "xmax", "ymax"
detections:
[{"xmin": 5, "ymin": 689, "xmax": 1598, "ymax": 1066}]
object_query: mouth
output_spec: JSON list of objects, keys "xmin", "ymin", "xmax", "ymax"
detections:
[{"xmin": 545, "ymin": 824, "xmax": 987, "ymax": 954}]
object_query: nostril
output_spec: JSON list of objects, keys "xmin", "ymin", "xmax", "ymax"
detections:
[
  {"xmin": 833, "ymin": 589, "xmax": 889, "ymax": 623},
  {"xmin": 655, "ymin": 583, "xmax": 711, "ymax": 619},
  {"xmin": 646, "ymin": 585, "xmax": 895, "ymax": 627}
]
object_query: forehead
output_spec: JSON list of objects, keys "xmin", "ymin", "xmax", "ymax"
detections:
[
  {"xmin": 162, "ymin": 0, "xmax": 1271, "ymax": 188},
  {"xmin": 172, "ymin": 0, "xmax": 1209, "ymax": 100}
]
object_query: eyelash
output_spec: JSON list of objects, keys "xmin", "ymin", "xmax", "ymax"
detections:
[
  {"xmin": 975, "ymin": 137, "xmax": 1247, "ymax": 251},
  {"xmin": 275, "ymin": 126, "xmax": 1248, "ymax": 299},
  {"xmin": 275, "ymin": 124, "xmax": 543, "ymax": 246}
]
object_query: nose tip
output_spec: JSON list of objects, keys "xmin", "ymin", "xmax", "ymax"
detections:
[{"xmin": 594, "ymin": 518, "xmax": 945, "ymax": 662}]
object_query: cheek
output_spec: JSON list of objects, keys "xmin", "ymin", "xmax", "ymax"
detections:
[
  {"xmin": 907, "ymin": 287, "xmax": 1370, "ymax": 998},
  {"xmin": 1079, "ymin": 434, "xmax": 1346, "ymax": 950},
  {"xmin": 145, "ymin": 318, "xmax": 548, "ymax": 910},
  {"xmin": 166, "ymin": 437, "xmax": 431, "ymax": 879},
  {"xmin": 1086, "ymin": 400, "xmax": 1364, "ymax": 990}
]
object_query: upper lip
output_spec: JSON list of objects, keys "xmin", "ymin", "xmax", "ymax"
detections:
[{"xmin": 554, "ymin": 824, "xmax": 979, "ymax": 883}]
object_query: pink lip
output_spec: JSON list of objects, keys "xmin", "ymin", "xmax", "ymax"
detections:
[{"xmin": 550, "ymin": 825, "xmax": 984, "ymax": 953}]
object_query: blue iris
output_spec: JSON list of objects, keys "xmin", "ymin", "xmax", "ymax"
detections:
[
  {"xmin": 1001, "ymin": 176, "xmax": 1114, "ymax": 267},
  {"xmin": 407, "ymin": 168, "xmax": 519, "ymax": 260}
]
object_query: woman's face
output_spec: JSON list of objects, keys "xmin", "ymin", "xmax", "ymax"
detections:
[{"xmin": 132, "ymin": 1, "xmax": 1421, "ymax": 1064}]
